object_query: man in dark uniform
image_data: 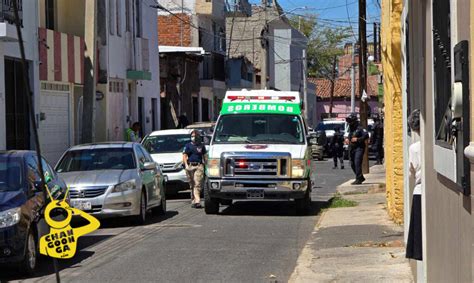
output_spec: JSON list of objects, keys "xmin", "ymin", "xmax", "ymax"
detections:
[
  {"xmin": 183, "ymin": 130, "xmax": 207, "ymax": 208},
  {"xmin": 371, "ymin": 113, "xmax": 384, "ymax": 165},
  {"xmin": 330, "ymin": 126, "xmax": 345, "ymax": 169},
  {"xmin": 345, "ymin": 113, "xmax": 369, "ymax": 185}
]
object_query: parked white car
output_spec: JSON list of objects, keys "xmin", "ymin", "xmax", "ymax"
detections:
[{"xmin": 142, "ymin": 129, "xmax": 193, "ymax": 194}]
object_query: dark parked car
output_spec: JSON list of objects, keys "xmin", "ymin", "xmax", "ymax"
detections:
[{"xmin": 0, "ymin": 151, "xmax": 68, "ymax": 274}]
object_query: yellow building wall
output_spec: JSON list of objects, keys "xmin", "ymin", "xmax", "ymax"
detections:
[{"xmin": 381, "ymin": 0, "xmax": 404, "ymax": 223}]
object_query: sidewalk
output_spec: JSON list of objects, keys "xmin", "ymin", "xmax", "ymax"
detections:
[{"xmin": 290, "ymin": 165, "xmax": 413, "ymax": 283}]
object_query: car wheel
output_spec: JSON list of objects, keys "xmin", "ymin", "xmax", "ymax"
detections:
[
  {"xmin": 134, "ymin": 190, "xmax": 147, "ymax": 225},
  {"xmin": 154, "ymin": 194, "xmax": 166, "ymax": 216},
  {"xmin": 295, "ymin": 189, "xmax": 311, "ymax": 216},
  {"xmin": 21, "ymin": 230, "xmax": 37, "ymax": 275},
  {"xmin": 204, "ymin": 186, "xmax": 219, "ymax": 215}
]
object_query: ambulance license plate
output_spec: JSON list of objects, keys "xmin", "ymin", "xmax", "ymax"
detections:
[{"xmin": 246, "ymin": 190, "xmax": 264, "ymax": 199}]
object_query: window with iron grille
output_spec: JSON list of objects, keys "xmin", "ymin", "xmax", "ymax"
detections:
[{"xmin": 432, "ymin": 0, "xmax": 451, "ymax": 146}]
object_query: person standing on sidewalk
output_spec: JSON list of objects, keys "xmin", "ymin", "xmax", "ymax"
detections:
[
  {"xmin": 345, "ymin": 113, "xmax": 369, "ymax": 185},
  {"xmin": 372, "ymin": 113, "xmax": 384, "ymax": 165},
  {"xmin": 406, "ymin": 109, "xmax": 422, "ymax": 260},
  {"xmin": 124, "ymin": 122, "xmax": 142, "ymax": 142},
  {"xmin": 183, "ymin": 130, "xmax": 207, "ymax": 208},
  {"xmin": 330, "ymin": 126, "xmax": 345, "ymax": 169}
]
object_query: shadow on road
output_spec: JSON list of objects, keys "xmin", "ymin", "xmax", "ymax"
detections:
[
  {"xmin": 167, "ymin": 190, "xmax": 192, "ymax": 200},
  {"xmin": 0, "ymin": 247, "xmax": 97, "ymax": 281},
  {"xmin": 70, "ymin": 210, "xmax": 180, "ymax": 230},
  {"xmin": 219, "ymin": 200, "xmax": 328, "ymax": 217}
]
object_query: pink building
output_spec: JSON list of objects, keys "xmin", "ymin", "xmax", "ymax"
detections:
[{"xmin": 309, "ymin": 76, "xmax": 381, "ymax": 122}]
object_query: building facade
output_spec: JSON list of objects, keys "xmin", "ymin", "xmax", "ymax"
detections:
[
  {"xmin": 310, "ymin": 76, "xmax": 380, "ymax": 122},
  {"xmin": 158, "ymin": 0, "xmax": 227, "ymax": 122},
  {"xmin": 387, "ymin": 0, "xmax": 474, "ymax": 281},
  {"xmin": 158, "ymin": 46, "xmax": 203, "ymax": 129},
  {"xmin": 0, "ymin": 1, "xmax": 40, "ymax": 153},
  {"xmin": 226, "ymin": 1, "xmax": 308, "ymax": 95},
  {"xmin": 34, "ymin": 0, "xmax": 159, "ymax": 163}
]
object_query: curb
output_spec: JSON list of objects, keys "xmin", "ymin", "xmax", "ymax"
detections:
[{"xmin": 336, "ymin": 181, "xmax": 386, "ymax": 195}]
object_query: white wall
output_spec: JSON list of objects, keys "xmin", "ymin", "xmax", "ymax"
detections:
[
  {"xmin": 103, "ymin": 0, "xmax": 160, "ymax": 138},
  {"xmin": 158, "ymin": 0, "xmax": 196, "ymax": 14},
  {"xmin": 137, "ymin": 0, "xmax": 160, "ymax": 133},
  {"xmin": 269, "ymin": 25, "xmax": 307, "ymax": 93},
  {"xmin": 0, "ymin": 0, "xmax": 40, "ymax": 150}
]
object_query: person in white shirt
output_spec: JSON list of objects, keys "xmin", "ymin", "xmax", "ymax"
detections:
[{"xmin": 406, "ymin": 109, "xmax": 422, "ymax": 260}]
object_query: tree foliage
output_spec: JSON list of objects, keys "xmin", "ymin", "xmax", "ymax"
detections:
[{"xmin": 288, "ymin": 15, "xmax": 352, "ymax": 79}]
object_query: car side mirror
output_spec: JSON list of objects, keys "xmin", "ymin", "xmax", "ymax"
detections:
[
  {"xmin": 33, "ymin": 181, "xmax": 43, "ymax": 192},
  {"xmin": 142, "ymin": 162, "xmax": 157, "ymax": 171}
]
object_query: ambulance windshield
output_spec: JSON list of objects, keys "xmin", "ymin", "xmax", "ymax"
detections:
[{"xmin": 213, "ymin": 114, "xmax": 304, "ymax": 144}]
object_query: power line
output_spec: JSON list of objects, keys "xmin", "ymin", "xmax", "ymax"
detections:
[
  {"xmin": 346, "ymin": 0, "xmax": 359, "ymax": 41},
  {"xmin": 301, "ymin": 1, "xmax": 359, "ymax": 11}
]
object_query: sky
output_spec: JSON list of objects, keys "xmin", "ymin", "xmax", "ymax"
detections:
[{"xmin": 248, "ymin": 0, "xmax": 381, "ymax": 42}]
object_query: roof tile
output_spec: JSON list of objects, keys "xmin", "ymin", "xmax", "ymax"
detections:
[{"xmin": 308, "ymin": 76, "xmax": 379, "ymax": 99}]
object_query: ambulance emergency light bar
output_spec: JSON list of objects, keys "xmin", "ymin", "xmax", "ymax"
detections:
[
  {"xmin": 227, "ymin": 95, "xmax": 296, "ymax": 101},
  {"xmin": 224, "ymin": 90, "xmax": 300, "ymax": 103}
]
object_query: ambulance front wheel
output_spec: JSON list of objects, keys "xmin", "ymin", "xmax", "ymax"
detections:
[{"xmin": 204, "ymin": 186, "xmax": 219, "ymax": 215}]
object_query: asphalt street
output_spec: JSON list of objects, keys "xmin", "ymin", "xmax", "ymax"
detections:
[{"xmin": 1, "ymin": 159, "xmax": 360, "ymax": 283}]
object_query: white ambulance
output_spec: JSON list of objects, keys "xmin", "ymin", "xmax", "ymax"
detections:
[{"xmin": 204, "ymin": 89, "xmax": 314, "ymax": 215}]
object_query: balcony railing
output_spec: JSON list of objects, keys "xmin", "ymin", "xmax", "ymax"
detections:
[{"xmin": 0, "ymin": 0, "xmax": 22, "ymax": 25}]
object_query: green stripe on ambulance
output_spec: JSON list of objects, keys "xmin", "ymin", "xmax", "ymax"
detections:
[{"xmin": 220, "ymin": 102, "xmax": 301, "ymax": 115}]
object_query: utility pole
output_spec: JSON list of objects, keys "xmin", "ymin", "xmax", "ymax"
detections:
[
  {"xmin": 303, "ymin": 49, "xmax": 308, "ymax": 121},
  {"xmin": 180, "ymin": 0, "xmax": 184, "ymax": 46},
  {"xmin": 329, "ymin": 55, "xmax": 337, "ymax": 116},
  {"xmin": 82, "ymin": 0, "xmax": 98, "ymax": 143},
  {"xmin": 359, "ymin": 0, "xmax": 369, "ymax": 174},
  {"xmin": 260, "ymin": 2, "xmax": 268, "ymax": 89},
  {"xmin": 351, "ymin": 42, "xmax": 356, "ymax": 112},
  {"xmin": 377, "ymin": 24, "xmax": 381, "ymax": 63},
  {"xmin": 373, "ymin": 22, "xmax": 378, "ymax": 62}
]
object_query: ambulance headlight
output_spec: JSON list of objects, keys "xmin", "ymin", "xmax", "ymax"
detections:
[
  {"xmin": 291, "ymin": 159, "xmax": 306, "ymax": 178},
  {"xmin": 0, "ymin": 207, "xmax": 21, "ymax": 228},
  {"xmin": 207, "ymin": 159, "xmax": 220, "ymax": 177}
]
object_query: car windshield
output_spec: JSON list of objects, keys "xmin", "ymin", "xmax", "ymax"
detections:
[
  {"xmin": 143, "ymin": 135, "xmax": 190, "ymax": 154},
  {"xmin": 0, "ymin": 156, "xmax": 23, "ymax": 192},
  {"xmin": 56, "ymin": 148, "xmax": 136, "ymax": 172},
  {"xmin": 316, "ymin": 122, "xmax": 345, "ymax": 131},
  {"xmin": 213, "ymin": 114, "xmax": 304, "ymax": 144}
]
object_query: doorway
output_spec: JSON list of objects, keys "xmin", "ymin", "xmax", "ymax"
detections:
[
  {"xmin": 5, "ymin": 58, "xmax": 30, "ymax": 150},
  {"xmin": 202, "ymin": 98, "xmax": 209, "ymax": 122}
]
